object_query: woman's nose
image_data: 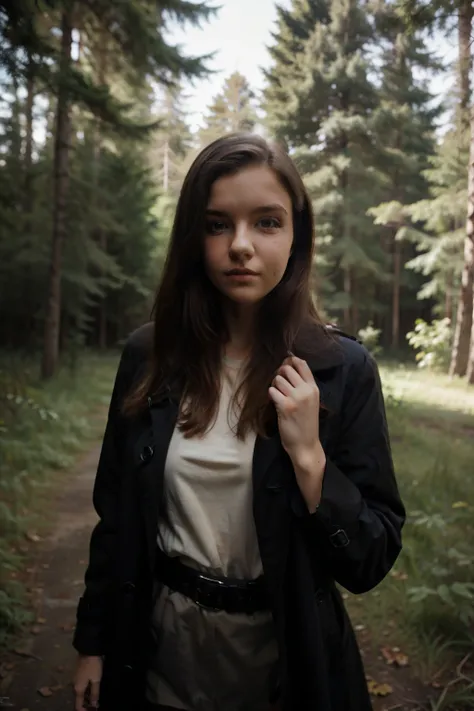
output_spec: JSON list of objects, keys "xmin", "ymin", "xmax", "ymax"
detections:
[{"xmin": 229, "ymin": 224, "xmax": 255, "ymax": 259}]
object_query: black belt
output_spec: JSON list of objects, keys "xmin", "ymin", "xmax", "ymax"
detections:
[{"xmin": 155, "ymin": 547, "xmax": 269, "ymax": 615}]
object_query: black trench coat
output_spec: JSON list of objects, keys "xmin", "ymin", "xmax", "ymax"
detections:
[{"xmin": 73, "ymin": 322, "xmax": 405, "ymax": 711}]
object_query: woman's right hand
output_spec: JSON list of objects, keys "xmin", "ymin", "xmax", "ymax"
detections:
[{"xmin": 74, "ymin": 654, "xmax": 103, "ymax": 710}]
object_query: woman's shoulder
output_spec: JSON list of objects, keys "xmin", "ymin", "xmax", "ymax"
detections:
[
  {"xmin": 326, "ymin": 325, "xmax": 369, "ymax": 368},
  {"xmin": 122, "ymin": 321, "xmax": 154, "ymax": 358},
  {"xmin": 115, "ymin": 322, "xmax": 154, "ymax": 386},
  {"xmin": 301, "ymin": 322, "xmax": 370, "ymax": 374}
]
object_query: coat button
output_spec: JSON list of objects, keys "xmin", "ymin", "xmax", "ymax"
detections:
[
  {"xmin": 122, "ymin": 581, "xmax": 135, "ymax": 593},
  {"xmin": 329, "ymin": 528, "xmax": 350, "ymax": 548},
  {"xmin": 315, "ymin": 587, "xmax": 325, "ymax": 603},
  {"xmin": 123, "ymin": 663, "xmax": 133, "ymax": 672},
  {"xmin": 140, "ymin": 445, "xmax": 154, "ymax": 463}
]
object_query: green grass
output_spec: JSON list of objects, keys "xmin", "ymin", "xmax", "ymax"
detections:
[
  {"xmin": 346, "ymin": 363, "xmax": 474, "ymax": 706},
  {"xmin": 0, "ymin": 350, "xmax": 119, "ymax": 647}
]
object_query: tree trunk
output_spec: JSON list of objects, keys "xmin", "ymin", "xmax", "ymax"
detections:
[
  {"xmin": 449, "ymin": 0, "xmax": 474, "ymax": 378},
  {"xmin": 98, "ymin": 227, "xmax": 108, "ymax": 350},
  {"xmin": 450, "ymin": 113, "xmax": 474, "ymax": 377},
  {"xmin": 459, "ymin": 0, "xmax": 472, "ymax": 127},
  {"xmin": 95, "ymin": 32, "xmax": 108, "ymax": 350},
  {"xmin": 24, "ymin": 54, "xmax": 34, "ymax": 208},
  {"xmin": 42, "ymin": 5, "xmax": 73, "ymax": 379},
  {"xmin": 392, "ymin": 238, "xmax": 401, "ymax": 349},
  {"xmin": 24, "ymin": 53, "xmax": 36, "ymax": 339},
  {"xmin": 445, "ymin": 271, "xmax": 453, "ymax": 320}
]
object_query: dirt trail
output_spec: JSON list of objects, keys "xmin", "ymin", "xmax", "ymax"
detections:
[
  {"xmin": 1, "ymin": 446, "xmax": 100, "ymax": 711},
  {"xmin": 0, "ymin": 444, "xmax": 429, "ymax": 711}
]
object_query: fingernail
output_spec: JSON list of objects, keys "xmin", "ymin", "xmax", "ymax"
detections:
[{"xmin": 287, "ymin": 350, "xmax": 295, "ymax": 357}]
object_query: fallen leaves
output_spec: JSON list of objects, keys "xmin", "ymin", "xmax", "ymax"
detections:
[
  {"xmin": 13, "ymin": 639, "xmax": 34, "ymax": 658},
  {"xmin": 25, "ymin": 532, "xmax": 41, "ymax": 543},
  {"xmin": 37, "ymin": 684, "xmax": 63, "ymax": 698},
  {"xmin": 381, "ymin": 646, "xmax": 409, "ymax": 668},
  {"xmin": 38, "ymin": 687, "xmax": 53, "ymax": 698},
  {"xmin": 367, "ymin": 678, "xmax": 393, "ymax": 697},
  {"xmin": 60, "ymin": 622, "xmax": 75, "ymax": 632}
]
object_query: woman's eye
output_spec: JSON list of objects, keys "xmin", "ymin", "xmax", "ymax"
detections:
[
  {"xmin": 206, "ymin": 221, "xmax": 228, "ymax": 235},
  {"xmin": 258, "ymin": 217, "xmax": 281, "ymax": 231}
]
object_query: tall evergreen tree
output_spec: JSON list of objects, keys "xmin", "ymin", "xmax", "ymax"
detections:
[
  {"xmin": 368, "ymin": 9, "xmax": 438, "ymax": 348},
  {"xmin": 402, "ymin": 128, "xmax": 467, "ymax": 315},
  {"xmin": 150, "ymin": 85, "xmax": 193, "ymax": 196},
  {"xmin": 276, "ymin": 0, "xmax": 385, "ymax": 331},
  {"xmin": 198, "ymin": 71, "xmax": 257, "ymax": 147},
  {"xmin": 397, "ymin": 0, "xmax": 473, "ymax": 381},
  {"xmin": 263, "ymin": 0, "xmax": 330, "ymax": 145}
]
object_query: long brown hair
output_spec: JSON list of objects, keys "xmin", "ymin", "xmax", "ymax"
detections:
[{"xmin": 123, "ymin": 133, "xmax": 330, "ymax": 438}]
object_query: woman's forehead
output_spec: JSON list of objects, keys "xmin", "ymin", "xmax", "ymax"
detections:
[{"xmin": 207, "ymin": 165, "xmax": 292, "ymax": 212}]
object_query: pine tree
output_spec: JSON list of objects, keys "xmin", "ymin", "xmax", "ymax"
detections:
[
  {"xmin": 375, "ymin": 128, "xmax": 467, "ymax": 321},
  {"xmin": 368, "ymin": 9, "xmax": 438, "ymax": 348},
  {"xmin": 397, "ymin": 0, "xmax": 474, "ymax": 380},
  {"xmin": 48, "ymin": 0, "xmax": 212, "ymax": 376},
  {"xmin": 263, "ymin": 0, "xmax": 330, "ymax": 145},
  {"xmin": 198, "ymin": 72, "xmax": 257, "ymax": 147},
  {"xmin": 150, "ymin": 85, "xmax": 193, "ymax": 196},
  {"xmin": 277, "ymin": 0, "xmax": 385, "ymax": 332}
]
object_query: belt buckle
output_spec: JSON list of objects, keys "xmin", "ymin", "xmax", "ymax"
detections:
[{"xmin": 196, "ymin": 573, "xmax": 225, "ymax": 610}]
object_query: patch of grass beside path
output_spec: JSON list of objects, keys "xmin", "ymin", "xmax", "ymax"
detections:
[
  {"xmin": 346, "ymin": 363, "xmax": 474, "ymax": 709},
  {"xmin": 0, "ymin": 351, "xmax": 119, "ymax": 648}
]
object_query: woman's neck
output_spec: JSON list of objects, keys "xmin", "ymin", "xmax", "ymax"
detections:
[{"xmin": 224, "ymin": 304, "xmax": 256, "ymax": 360}]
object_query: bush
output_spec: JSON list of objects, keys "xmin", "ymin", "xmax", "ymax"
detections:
[
  {"xmin": 406, "ymin": 318, "xmax": 452, "ymax": 371},
  {"xmin": 358, "ymin": 322, "xmax": 382, "ymax": 357}
]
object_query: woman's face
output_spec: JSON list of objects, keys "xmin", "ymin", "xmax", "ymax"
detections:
[{"xmin": 203, "ymin": 164, "xmax": 294, "ymax": 308}]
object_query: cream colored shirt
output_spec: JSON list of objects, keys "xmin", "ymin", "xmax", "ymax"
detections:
[{"xmin": 146, "ymin": 357, "xmax": 279, "ymax": 711}]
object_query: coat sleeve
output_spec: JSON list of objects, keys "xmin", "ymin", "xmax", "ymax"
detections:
[
  {"xmin": 73, "ymin": 342, "xmax": 137, "ymax": 656},
  {"xmin": 296, "ymin": 347, "xmax": 406, "ymax": 594}
]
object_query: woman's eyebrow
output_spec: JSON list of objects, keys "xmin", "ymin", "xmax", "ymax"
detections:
[{"xmin": 205, "ymin": 204, "xmax": 288, "ymax": 216}]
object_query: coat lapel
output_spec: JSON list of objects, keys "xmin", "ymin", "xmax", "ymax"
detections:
[
  {"xmin": 252, "ymin": 344, "xmax": 345, "ymax": 494},
  {"xmin": 252, "ymin": 429, "xmax": 283, "ymax": 496},
  {"xmin": 135, "ymin": 397, "xmax": 178, "ymax": 573}
]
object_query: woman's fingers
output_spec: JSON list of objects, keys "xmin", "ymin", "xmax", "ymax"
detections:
[
  {"xmin": 74, "ymin": 656, "xmax": 102, "ymax": 711},
  {"xmin": 277, "ymin": 362, "xmax": 302, "ymax": 388},
  {"xmin": 74, "ymin": 680, "xmax": 87, "ymax": 711},
  {"xmin": 90, "ymin": 678, "xmax": 100, "ymax": 708},
  {"xmin": 273, "ymin": 374, "xmax": 294, "ymax": 396},
  {"xmin": 289, "ymin": 356, "xmax": 315, "ymax": 384}
]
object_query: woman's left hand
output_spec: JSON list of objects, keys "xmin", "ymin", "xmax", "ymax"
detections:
[{"xmin": 269, "ymin": 355, "xmax": 326, "ymax": 511}]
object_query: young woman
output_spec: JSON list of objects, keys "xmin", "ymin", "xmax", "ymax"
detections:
[{"xmin": 73, "ymin": 133, "xmax": 405, "ymax": 711}]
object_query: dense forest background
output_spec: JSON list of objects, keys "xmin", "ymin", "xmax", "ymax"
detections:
[
  {"xmin": 1, "ymin": 5, "xmax": 474, "ymax": 706},
  {"xmin": 1, "ymin": 0, "xmax": 473, "ymax": 384}
]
